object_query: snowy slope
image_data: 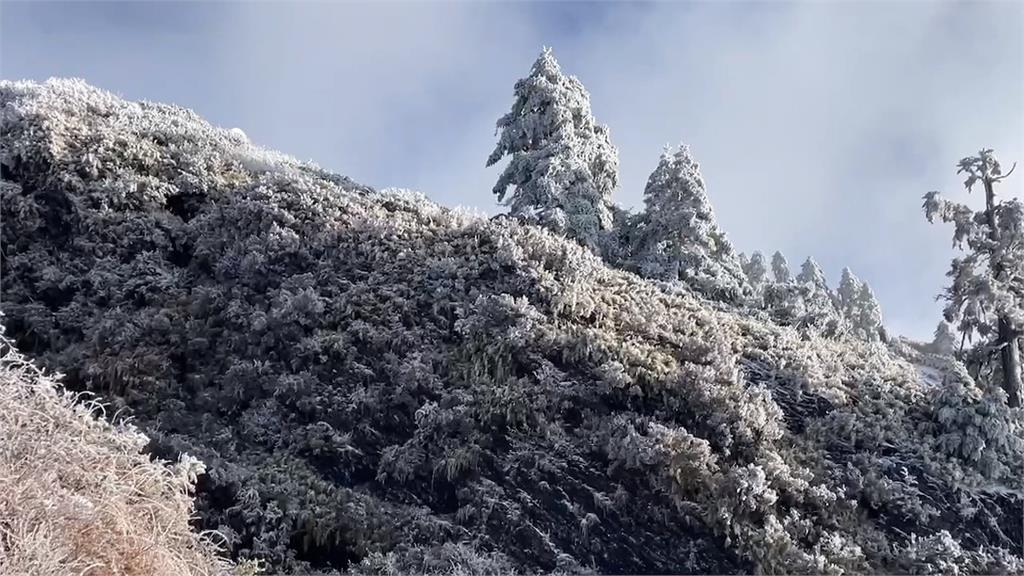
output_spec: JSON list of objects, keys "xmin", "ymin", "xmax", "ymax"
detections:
[{"xmin": 1, "ymin": 79, "xmax": 1021, "ymax": 574}]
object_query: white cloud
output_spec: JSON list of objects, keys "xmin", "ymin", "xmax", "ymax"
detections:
[{"xmin": 3, "ymin": 1, "xmax": 1021, "ymax": 340}]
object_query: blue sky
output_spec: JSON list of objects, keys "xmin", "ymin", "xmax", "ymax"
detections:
[{"xmin": 2, "ymin": 1, "xmax": 1022, "ymax": 340}]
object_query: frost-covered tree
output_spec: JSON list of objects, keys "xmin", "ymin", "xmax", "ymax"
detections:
[
  {"xmin": 837, "ymin": 268, "xmax": 863, "ymax": 318},
  {"xmin": 771, "ymin": 251, "xmax": 792, "ymax": 284},
  {"xmin": 762, "ymin": 251, "xmax": 802, "ymax": 324},
  {"xmin": 933, "ymin": 321, "xmax": 957, "ymax": 355},
  {"xmin": 762, "ymin": 282, "xmax": 806, "ymax": 327},
  {"xmin": 852, "ymin": 283, "xmax": 883, "ymax": 342},
  {"xmin": 487, "ymin": 47, "xmax": 619, "ymax": 251},
  {"xmin": 795, "ymin": 257, "xmax": 843, "ymax": 335},
  {"xmin": 3, "ymin": 78, "xmax": 1024, "ymax": 576},
  {"xmin": 797, "ymin": 257, "xmax": 828, "ymax": 290},
  {"xmin": 743, "ymin": 251, "xmax": 769, "ymax": 291},
  {"xmin": 835, "ymin": 268, "xmax": 883, "ymax": 342},
  {"xmin": 923, "ymin": 149, "xmax": 1023, "ymax": 407},
  {"xmin": 634, "ymin": 144, "xmax": 748, "ymax": 301}
]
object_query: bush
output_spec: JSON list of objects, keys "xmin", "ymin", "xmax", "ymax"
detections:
[
  {"xmin": 0, "ymin": 333, "xmax": 234, "ymax": 575},
  {"xmin": 1, "ymin": 79, "xmax": 1021, "ymax": 574}
]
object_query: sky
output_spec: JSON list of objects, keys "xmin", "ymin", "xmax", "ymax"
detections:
[{"xmin": 2, "ymin": 0, "xmax": 1022, "ymax": 340}]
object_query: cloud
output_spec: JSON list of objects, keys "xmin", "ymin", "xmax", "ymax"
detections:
[
  {"xmin": 2, "ymin": 1, "xmax": 1021, "ymax": 340},
  {"xmin": 532, "ymin": 2, "xmax": 1023, "ymax": 340}
]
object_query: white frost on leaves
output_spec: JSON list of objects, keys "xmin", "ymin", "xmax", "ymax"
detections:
[
  {"xmin": 924, "ymin": 149, "xmax": 1024, "ymax": 342},
  {"xmin": 227, "ymin": 127, "xmax": 248, "ymax": 143},
  {"xmin": 634, "ymin": 144, "xmax": 749, "ymax": 303},
  {"xmin": 771, "ymin": 251, "xmax": 792, "ymax": 284},
  {"xmin": 487, "ymin": 48, "xmax": 619, "ymax": 251},
  {"xmin": 2, "ymin": 76, "xmax": 1022, "ymax": 576},
  {"xmin": 743, "ymin": 251, "xmax": 769, "ymax": 290},
  {"xmin": 836, "ymin": 268, "xmax": 883, "ymax": 342}
]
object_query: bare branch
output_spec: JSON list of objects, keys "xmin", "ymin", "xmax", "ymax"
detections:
[{"xmin": 993, "ymin": 161, "xmax": 1017, "ymax": 182}]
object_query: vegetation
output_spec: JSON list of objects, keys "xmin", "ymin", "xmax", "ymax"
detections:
[
  {"xmin": 0, "ymin": 71, "xmax": 1021, "ymax": 575},
  {"xmin": 0, "ymin": 332, "xmax": 235, "ymax": 575},
  {"xmin": 487, "ymin": 48, "xmax": 619, "ymax": 252},
  {"xmin": 924, "ymin": 149, "xmax": 1024, "ymax": 407}
]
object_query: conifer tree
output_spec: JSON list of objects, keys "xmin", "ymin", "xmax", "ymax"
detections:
[
  {"xmin": 924, "ymin": 149, "xmax": 1023, "ymax": 407},
  {"xmin": 834, "ymin": 267, "xmax": 883, "ymax": 342},
  {"xmin": 796, "ymin": 257, "xmax": 843, "ymax": 336},
  {"xmin": 852, "ymin": 283, "xmax": 883, "ymax": 342},
  {"xmin": 635, "ymin": 144, "xmax": 748, "ymax": 301},
  {"xmin": 487, "ymin": 48, "xmax": 619, "ymax": 250},
  {"xmin": 797, "ymin": 257, "xmax": 830, "ymax": 294},
  {"xmin": 933, "ymin": 321, "xmax": 957, "ymax": 355},
  {"xmin": 771, "ymin": 251, "xmax": 792, "ymax": 284},
  {"xmin": 837, "ymin": 267, "xmax": 863, "ymax": 318},
  {"xmin": 743, "ymin": 251, "xmax": 769, "ymax": 291}
]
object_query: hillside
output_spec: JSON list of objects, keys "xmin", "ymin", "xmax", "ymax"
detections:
[{"xmin": 1, "ymin": 79, "xmax": 1022, "ymax": 574}]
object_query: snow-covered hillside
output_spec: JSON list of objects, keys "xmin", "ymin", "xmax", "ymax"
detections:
[{"xmin": 1, "ymin": 79, "xmax": 1021, "ymax": 574}]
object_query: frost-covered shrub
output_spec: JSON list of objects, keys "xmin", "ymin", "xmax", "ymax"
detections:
[
  {"xmin": 0, "ymin": 334, "xmax": 236, "ymax": 575},
  {"xmin": 895, "ymin": 530, "xmax": 1024, "ymax": 575},
  {"xmin": 929, "ymin": 362, "xmax": 1024, "ymax": 483},
  {"xmin": 1, "ymin": 79, "xmax": 1021, "ymax": 575}
]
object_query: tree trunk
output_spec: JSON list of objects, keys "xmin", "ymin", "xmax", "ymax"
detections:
[
  {"xmin": 985, "ymin": 177, "xmax": 1022, "ymax": 407},
  {"xmin": 998, "ymin": 319, "xmax": 1022, "ymax": 407}
]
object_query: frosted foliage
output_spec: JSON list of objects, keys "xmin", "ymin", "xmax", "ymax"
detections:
[
  {"xmin": 852, "ymin": 284, "xmax": 883, "ymax": 342},
  {"xmin": 1, "ymin": 79, "xmax": 1022, "ymax": 575},
  {"xmin": 933, "ymin": 321, "xmax": 957, "ymax": 355},
  {"xmin": 924, "ymin": 149, "xmax": 1023, "ymax": 407},
  {"xmin": 837, "ymin": 268, "xmax": 863, "ymax": 317},
  {"xmin": 835, "ymin": 268, "xmax": 883, "ymax": 342},
  {"xmin": 487, "ymin": 48, "xmax": 619, "ymax": 250},
  {"xmin": 923, "ymin": 150, "xmax": 1024, "ymax": 339},
  {"xmin": 797, "ymin": 257, "xmax": 828, "ymax": 290},
  {"xmin": 792, "ymin": 258, "xmax": 843, "ymax": 335},
  {"xmin": 771, "ymin": 251, "xmax": 791, "ymax": 284},
  {"xmin": 635, "ymin": 144, "xmax": 748, "ymax": 302},
  {"xmin": 743, "ymin": 251, "xmax": 769, "ymax": 289}
]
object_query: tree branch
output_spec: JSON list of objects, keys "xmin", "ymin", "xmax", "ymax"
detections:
[{"xmin": 993, "ymin": 161, "xmax": 1017, "ymax": 182}]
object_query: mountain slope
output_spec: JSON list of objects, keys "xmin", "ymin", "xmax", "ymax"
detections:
[{"xmin": 1, "ymin": 79, "xmax": 1021, "ymax": 574}]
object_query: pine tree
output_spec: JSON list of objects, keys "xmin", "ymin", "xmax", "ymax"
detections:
[
  {"xmin": 834, "ymin": 268, "xmax": 883, "ymax": 342},
  {"xmin": 743, "ymin": 251, "xmax": 769, "ymax": 290},
  {"xmin": 933, "ymin": 320, "xmax": 957, "ymax": 355},
  {"xmin": 487, "ymin": 48, "xmax": 619, "ymax": 251},
  {"xmin": 796, "ymin": 257, "xmax": 843, "ymax": 336},
  {"xmin": 923, "ymin": 149, "xmax": 1023, "ymax": 407},
  {"xmin": 852, "ymin": 283, "xmax": 883, "ymax": 342},
  {"xmin": 771, "ymin": 251, "xmax": 792, "ymax": 284},
  {"xmin": 796, "ymin": 257, "xmax": 830, "ymax": 292},
  {"xmin": 738, "ymin": 252, "xmax": 751, "ymax": 281},
  {"xmin": 635, "ymin": 144, "xmax": 748, "ymax": 301},
  {"xmin": 836, "ymin": 267, "xmax": 863, "ymax": 319}
]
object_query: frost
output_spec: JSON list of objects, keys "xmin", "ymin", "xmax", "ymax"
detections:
[
  {"xmin": 487, "ymin": 48, "xmax": 619, "ymax": 252},
  {"xmin": 633, "ymin": 144, "xmax": 750, "ymax": 303},
  {"xmin": 1, "ymin": 78, "xmax": 1021, "ymax": 575},
  {"xmin": 924, "ymin": 149, "xmax": 1024, "ymax": 406}
]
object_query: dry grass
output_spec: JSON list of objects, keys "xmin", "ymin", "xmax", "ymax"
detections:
[{"xmin": 0, "ymin": 336, "xmax": 234, "ymax": 576}]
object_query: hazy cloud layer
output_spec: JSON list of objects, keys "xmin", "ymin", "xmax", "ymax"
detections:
[{"xmin": 2, "ymin": 1, "xmax": 1021, "ymax": 339}]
